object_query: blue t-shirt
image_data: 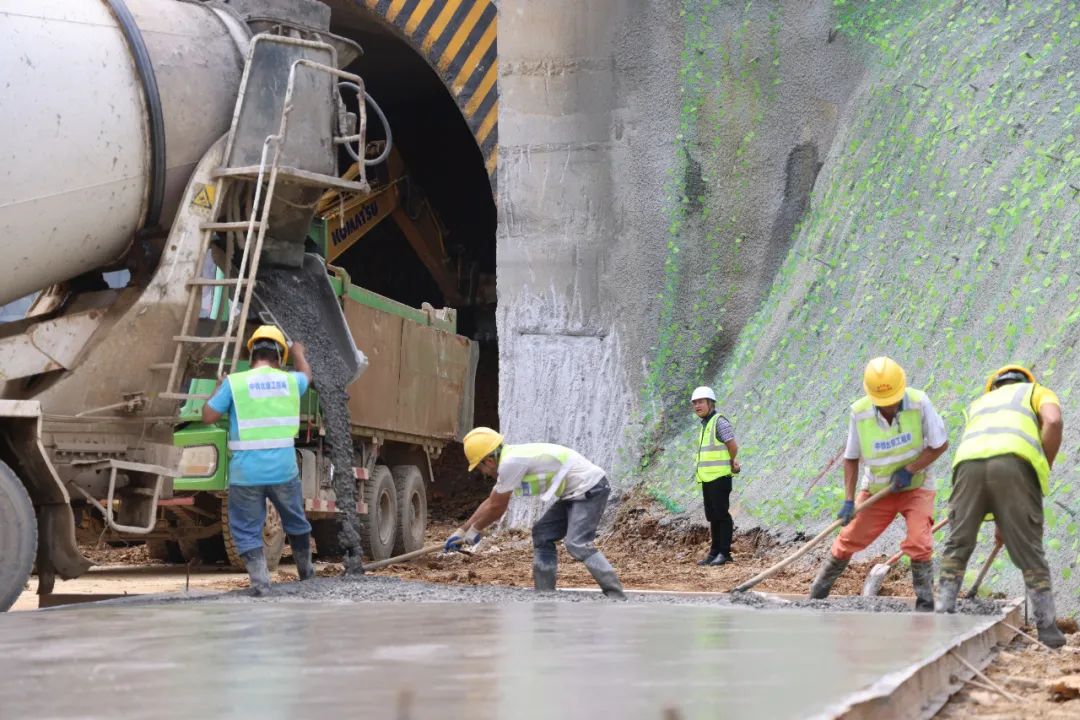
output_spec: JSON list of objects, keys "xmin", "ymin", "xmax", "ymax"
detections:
[{"xmin": 207, "ymin": 371, "xmax": 310, "ymax": 486}]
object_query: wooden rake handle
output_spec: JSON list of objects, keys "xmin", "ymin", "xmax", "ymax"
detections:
[
  {"xmin": 731, "ymin": 486, "xmax": 894, "ymax": 593},
  {"xmin": 364, "ymin": 543, "xmax": 445, "ymax": 572},
  {"xmin": 965, "ymin": 539, "xmax": 1004, "ymax": 598},
  {"xmin": 881, "ymin": 517, "xmax": 950, "ymax": 566}
]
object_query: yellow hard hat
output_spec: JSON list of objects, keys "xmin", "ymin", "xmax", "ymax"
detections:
[
  {"xmin": 863, "ymin": 356, "xmax": 906, "ymax": 406},
  {"xmin": 984, "ymin": 364, "xmax": 1035, "ymax": 393},
  {"xmin": 247, "ymin": 325, "xmax": 289, "ymax": 365},
  {"xmin": 463, "ymin": 426, "xmax": 504, "ymax": 471}
]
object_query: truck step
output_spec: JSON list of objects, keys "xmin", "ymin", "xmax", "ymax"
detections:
[
  {"xmin": 213, "ymin": 165, "xmax": 370, "ymax": 194},
  {"xmin": 172, "ymin": 335, "xmax": 237, "ymax": 344},
  {"xmin": 186, "ymin": 278, "xmax": 249, "ymax": 287},
  {"xmin": 158, "ymin": 392, "xmax": 213, "ymax": 401},
  {"xmin": 200, "ymin": 221, "xmax": 264, "ymax": 232}
]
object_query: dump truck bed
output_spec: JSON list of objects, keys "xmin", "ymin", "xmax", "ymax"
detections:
[{"xmin": 331, "ymin": 276, "xmax": 476, "ymax": 443}]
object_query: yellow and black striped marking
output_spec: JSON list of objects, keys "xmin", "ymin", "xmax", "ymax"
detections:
[{"xmin": 363, "ymin": 0, "xmax": 498, "ymax": 187}]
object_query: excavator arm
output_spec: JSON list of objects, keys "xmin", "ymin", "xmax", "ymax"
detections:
[{"xmin": 317, "ymin": 146, "xmax": 464, "ymax": 305}]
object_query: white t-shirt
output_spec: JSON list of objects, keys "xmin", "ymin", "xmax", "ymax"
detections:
[
  {"xmin": 844, "ymin": 393, "xmax": 948, "ymax": 491},
  {"xmin": 493, "ymin": 443, "xmax": 606, "ymax": 500}
]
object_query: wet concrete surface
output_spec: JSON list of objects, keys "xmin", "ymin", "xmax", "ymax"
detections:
[
  {"xmin": 2, "ymin": 584, "xmax": 1001, "ymax": 720},
  {"xmin": 95, "ymin": 573, "xmax": 1007, "ymax": 615}
]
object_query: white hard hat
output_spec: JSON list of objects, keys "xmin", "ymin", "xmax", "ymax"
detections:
[{"xmin": 691, "ymin": 386, "xmax": 716, "ymax": 402}]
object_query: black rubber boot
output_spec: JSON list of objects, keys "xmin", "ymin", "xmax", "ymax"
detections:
[
  {"xmin": 533, "ymin": 549, "xmax": 557, "ymax": 592},
  {"xmin": 1030, "ymin": 589, "xmax": 1067, "ymax": 649},
  {"xmin": 809, "ymin": 554, "xmax": 849, "ymax": 599},
  {"xmin": 709, "ymin": 552, "xmax": 731, "ymax": 566},
  {"xmin": 935, "ymin": 577, "xmax": 960, "ymax": 614},
  {"xmin": 697, "ymin": 553, "xmax": 717, "ymax": 566},
  {"xmin": 910, "ymin": 560, "xmax": 935, "ymax": 612},
  {"xmin": 289, "ymin": 533, "xmax": 315, "ymax": 581},
  {"xmin": 241, "ymin": 548, "xmax": 272, "ymax": 596},
  {"xmin": 584, "ymin": 553, "xmax": 626, "ymax": 600}
]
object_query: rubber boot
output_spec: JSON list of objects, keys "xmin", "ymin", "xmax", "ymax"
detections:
[
  {"xmin": 584, "ymin": 553, "xmax": 626, "ymax": 600},
  {"xmin": 241, "ymin": 548, "xmax": 272, "ymax": 596},
  {"xmin": 935, "ymin": 577, "xmax": 960, "ymax": 614},
  {"xmin": 289, "ymin": 533, "xmax": 315, "ymax": 581},
  {"xmin": 533, "ymin": 549, "xmax": 558, "ymax": 592},
  {"xmin": 809, "ymin": 554, "xmax": 849, "ymax": 599},
  {"xmin": 696, "ymin": 553, "xmax": 717, "ymax": 566},
  {"xmin": 910, "ymin": 560, "xmax": 935, "ymax": 612},
  {"xmin": 1030, "ymin": 589, "xmax": 1067, "ymax": 649}
]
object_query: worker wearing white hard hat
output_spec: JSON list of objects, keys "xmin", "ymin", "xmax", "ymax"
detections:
[{"xmin": 690, "ymin": 386, "xmax": 740, "ymax": 566}]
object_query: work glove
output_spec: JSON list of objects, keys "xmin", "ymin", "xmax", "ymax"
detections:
[
  {"xmin": 837, "ymin": 500, "xmax": 855, "ymax": 526},
  {"xmin": 890, "ymin": 467, "xmax": 914, "ymax": 492},
  {"xmin": 444, "ymin": 526, "xmax": 481, "ymax": 553}
]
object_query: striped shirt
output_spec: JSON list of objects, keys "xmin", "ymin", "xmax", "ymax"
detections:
[{"xmin": 702, "ymin": 412, "xmax": 736, "ymax": 443}]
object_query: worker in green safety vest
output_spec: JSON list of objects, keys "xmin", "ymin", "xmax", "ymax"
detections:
[
  {"xmin": 937, "ymin": 365, "xmax": 1066, "ymax": 648},
  {"xmin": 203, "ymin": 325, "xmax": 315, "ymax": 595},
  {"xmin": 690, "ymin": 386, "xmax": 740, "ymax": 566},
  {"xmin": 809, "ymin": 357, "xmax": 949, "ymax": 610},
  {"xmin": 445, "ymin": 427, "xmax": 626, "ymax": 599}
]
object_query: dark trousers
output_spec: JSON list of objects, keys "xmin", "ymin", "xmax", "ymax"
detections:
[
  {"xmin": 940, "ymin": 455, "xmax": 1051, "ymax": 592},
  {"xmin": 702, "ymin": 475, "xmax": 733, "ymax": 556},
  {"xmin": 532, "ymin": 478, "xmax": 610, "ymax": 562}
]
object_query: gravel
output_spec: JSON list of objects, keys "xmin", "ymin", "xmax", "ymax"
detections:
[{"xmin": 112, "ymin": 574, "xmax": 1009, "ymax": 615}]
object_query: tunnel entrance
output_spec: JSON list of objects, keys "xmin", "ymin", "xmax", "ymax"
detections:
[{"xmin": 327, "ymin": 7, "xmax": 498, "ymax": 504}]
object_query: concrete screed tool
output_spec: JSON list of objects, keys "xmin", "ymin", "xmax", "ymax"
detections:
[{"xmin": 862, "ymin": 518, "xmax": 949, "ymax": 597}]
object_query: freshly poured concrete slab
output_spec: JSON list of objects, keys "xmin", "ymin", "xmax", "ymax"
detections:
[{"xmin": 0, "ymin": 602, "xmax": 993, "ymax": 719}]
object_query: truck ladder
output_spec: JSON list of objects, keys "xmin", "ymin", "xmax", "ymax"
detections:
[{"xmin": 157, "ymin": 36, "xmax": 371, "ymax": 406}]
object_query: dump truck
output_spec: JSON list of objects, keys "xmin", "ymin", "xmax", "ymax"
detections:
[
  {"xmin": 0, "ymin": 0, "xmax": 475, "ymax": 610},
  {"xmin": 162, "ymin": 266, "xmax": 475, "ymax": 569}
]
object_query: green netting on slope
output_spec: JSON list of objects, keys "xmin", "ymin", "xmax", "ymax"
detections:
[{"xmin": 633, "ymin": 0, "xmax": 1080, "ymax": 595}]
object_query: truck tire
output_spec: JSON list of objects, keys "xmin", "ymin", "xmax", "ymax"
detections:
[
  {"xmin": 359, "ymin": 465, "xmax": 397, "ymax": 561},
  {"xmin": 0, "ymin": 461, "xmax": 36, "ymax": 612},
  {"xmin": 391, "ymin": 465, "xmax": 427, "ymax": 556},
  {"xmin": 221, "ymin": 498, "xmax": 286, "ymax": 572}
]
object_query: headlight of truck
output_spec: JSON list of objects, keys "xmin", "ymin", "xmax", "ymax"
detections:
[{"xmin": 179, "ymin": 444, "xmax": 218, "ymax": 478}]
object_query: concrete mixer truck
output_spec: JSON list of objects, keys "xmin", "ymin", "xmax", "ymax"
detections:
[{"xmin": 0, "ymin": 0, "xmax": 476, "ymax": 610}]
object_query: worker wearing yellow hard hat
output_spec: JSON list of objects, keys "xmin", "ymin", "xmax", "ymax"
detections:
[
  {"xmin": 448, "ymin": 426, "xmax": 626, "ymax": 599},
  {"xmin": 808, "ymin": 357, "xmax": 949, "ymax": 610},
  {"xmin": 936, "ymin": 365, "xmax": 1066, "ymax": 647},
  {"xmin": 202, "ymin": 325, "xmax": 314, "ymax": 595}
]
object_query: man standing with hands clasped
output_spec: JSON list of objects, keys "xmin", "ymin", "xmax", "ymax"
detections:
[{"xmin": 690, "ymin": 386, "xmax": 740, "ymax": 567}]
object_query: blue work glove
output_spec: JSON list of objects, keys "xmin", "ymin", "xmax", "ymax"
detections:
[
  {"xmin": 444, "ymin": 526, "xmax": 481, "ymax": 553},
  {"xmin": 890, "ymin": 467, "xmax": 914, "ymax": 492},
  {"xmin": 837, "ymin": 500, "xmax": 855, "ymax": 526}
]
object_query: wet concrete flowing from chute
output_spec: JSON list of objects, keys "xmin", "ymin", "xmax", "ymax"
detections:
[{"xmin": 256, "ymin": 265, "xmax": 365, "ymax": 573}]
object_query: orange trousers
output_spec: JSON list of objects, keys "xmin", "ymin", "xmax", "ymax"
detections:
[{"xmin": 830, "ymin": 487, "xmax": 936, "ymax": 562}]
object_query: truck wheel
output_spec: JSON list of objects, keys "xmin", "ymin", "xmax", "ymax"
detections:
[
  {"xmin": 359, "ymin": 465, "xmax": 398, "ymax": 561},
  {"xmin": 0, "ymin": 461, "xmax": 36, "ymax": 612},
  {"xmin": 222, "ymin": 498, "xmax": 286, "ymax": 572},
  {"xmin": 391, "ymin": 465, "xmax": 427, "ymax": 556}
]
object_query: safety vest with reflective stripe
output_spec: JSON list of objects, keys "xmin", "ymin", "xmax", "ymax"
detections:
[
  {"xmin": 852, "ymin": 388, "xmax": 926, "ymax": 493},
  {"xmin": 953, "ymin": 383, "xmax": 1050, "ymax": 494},
  {"xmin": 696, "ymin": 414, "xmax": 733, "ymax": 483},
  {"xmin": 501, "ymin": 443, "xmax": 573, "ymax": 499},
  {"xmin": 226, "ymin": 366, "xmax": 300, "ymax": 451}
]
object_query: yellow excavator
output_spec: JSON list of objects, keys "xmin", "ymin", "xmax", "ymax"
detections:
[{"xmin": 316, "ymin": 144, "xmax": 465, "ymax": 306}]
